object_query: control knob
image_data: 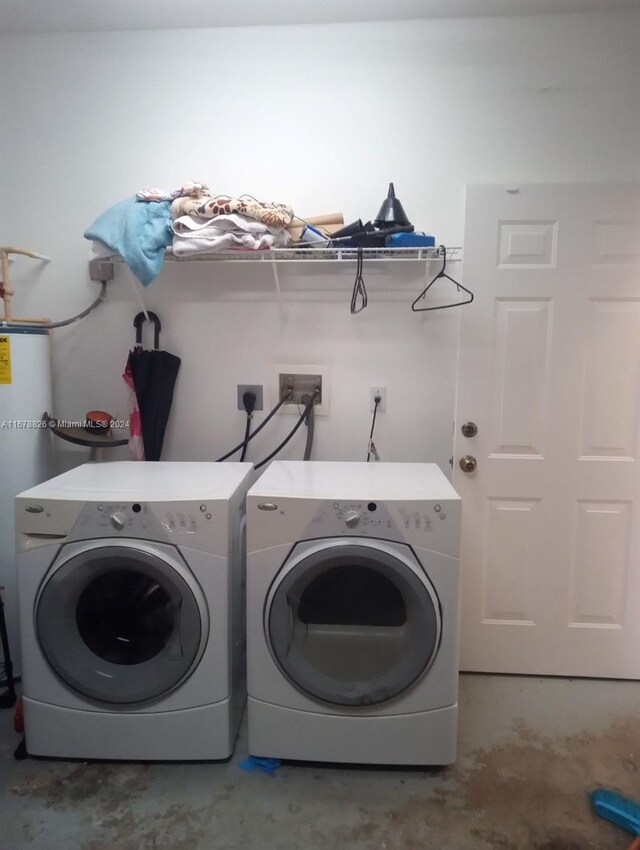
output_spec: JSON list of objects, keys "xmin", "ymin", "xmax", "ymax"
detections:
[
  {"xmin": 344, "ymin": 510, "xmax": 361, "ymax": 528},
  {"xmin": 110, "ymin": 512, "xmax": 126, "ymax": 531}
]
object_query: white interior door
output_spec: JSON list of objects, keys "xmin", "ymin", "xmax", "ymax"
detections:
[{"xmin": 454, "ymin": 183, "xmax": 640, "ymax": 678}]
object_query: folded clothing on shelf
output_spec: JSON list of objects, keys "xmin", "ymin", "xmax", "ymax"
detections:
[
  {"xmin": 172, "ymin": 212, "xmax": 291, "ymax": 256},
  {"xmin": 172, "ymin": 194, "xmax": 294, "ymax": 228},
  {"xmin": 83, "ymin": 183, "xmax": 295, "ymax": 283}
]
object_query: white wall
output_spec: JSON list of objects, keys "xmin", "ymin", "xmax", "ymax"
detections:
[{"xmin": 1, "ymin": 9, "xmax": 638, "ymax": 473}]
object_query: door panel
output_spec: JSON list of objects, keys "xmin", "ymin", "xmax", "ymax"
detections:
[
  {"xmin": 497, "ymin": 220, "xmax": 558, "ymax": 268},
  {"xmin": 455, "ymin": 183, "xmax": 640, "ymax": 677},
  {"xmin": 580, "ymin": 301, "xmax": 640, "ymax": 459},
  {"xmin": 483, "ymin": 498, "xmax": 541, "ymax": 625},
  {"xmin": 569, "ymin": 500, "xmax": 631, "ymax": 627},
  {"xmin": 491, "ymin": 299, "xmax": 553, "ymax": 456}
]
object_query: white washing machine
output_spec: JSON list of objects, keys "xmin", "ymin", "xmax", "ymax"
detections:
[
  {"xmin": 16, "ymin": 461, "xmax": 254, "ymax": 761},
  {"xmin": 246, "ymin": 461, "xmax": 461, "ymax": 766}
]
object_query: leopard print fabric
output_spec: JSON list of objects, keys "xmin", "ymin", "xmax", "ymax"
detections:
[{"xmin": 171, "ymin": 194, "xmax": 294, "ymax": 228}]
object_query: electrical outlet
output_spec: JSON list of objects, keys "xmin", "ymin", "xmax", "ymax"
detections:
[
  {"xmin": 237, "ymin": 384, "xmax": 263, "ymax": 411},
  {"xmin": 370, "ymin": 386, "xmax": 387, "ymax": 412},
  {"xmin": 88, "ymin": 258, "xmax": 115, "ymax": 282},
  {"xmin": 273, "ymin": 365, "xmax": 330, "ymax": 415}
]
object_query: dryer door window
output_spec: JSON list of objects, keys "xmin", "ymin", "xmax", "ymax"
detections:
[
  {"xmin": 36, "ymin": 546, "xmax": 205, "ymax": 705},
  {"xmin": 267, "ymin": 543, "xmax": 440, "ymax": 706}
]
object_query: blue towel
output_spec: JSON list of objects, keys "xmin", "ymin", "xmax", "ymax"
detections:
[
  {"xmin": 84, "ymin": 197, "xmax": 173, "ymax": 286},
  {"xmin": 238, "ymin": 756, "xmax": 282, "ymax": 774}
]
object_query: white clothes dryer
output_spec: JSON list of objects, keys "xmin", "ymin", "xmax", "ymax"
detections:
[
  {"xmin": 246, "ymin": 461, "xmax": 461, "ymax": 766},
  {"xmin": 16, "ymin": 461, "xmax": 253, "ymax": 761}
]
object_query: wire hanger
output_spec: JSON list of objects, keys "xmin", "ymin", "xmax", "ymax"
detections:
[
  {"xmin": 350, "ymin": 247, "xmax": 368, "ymax": 314},
  {"xmin": 411, "ymin": 245, "xmax": 473, "ymax": 312}
]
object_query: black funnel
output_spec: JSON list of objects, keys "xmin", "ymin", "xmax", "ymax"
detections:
[{"xmin": 374, "ymin": 182, "xmax": 411, "ymax": 228}]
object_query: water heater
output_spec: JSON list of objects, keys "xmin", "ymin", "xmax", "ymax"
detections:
[{"xmin": 0, "ymin": 327, "xmax": 52, "ymax": 675}]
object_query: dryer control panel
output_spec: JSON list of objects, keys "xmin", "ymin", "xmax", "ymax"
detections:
[
  {"xmin": 330, "ymin": 502, "xmax": 399, "ymax": 532},
  {"xmin": 330, "ymin": 501, "xmax": 447, "ymax": 533},
  {"xmin": 304, "ymin": 498, "xmax": 456, "ymax": 555},
  {"xmin": 299, "ymin": 499, "xmax": 458, "ymax": 553}
]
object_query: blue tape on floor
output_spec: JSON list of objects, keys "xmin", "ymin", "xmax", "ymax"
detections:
[{"xmin": 239, "ymin": 756, "xmax": 282, "ymax": 774}]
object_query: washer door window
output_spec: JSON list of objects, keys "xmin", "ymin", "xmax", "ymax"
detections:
[
  {"xmin": 266, "ymin": 541, "xmax": 441, "ymax": 706},
  {"xmin": 36, "ymin": 545, "xmax": 206, "ymax": 705}
]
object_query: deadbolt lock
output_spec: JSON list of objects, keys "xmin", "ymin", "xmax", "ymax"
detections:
[
  {"xmin": 459, "ymin": 455, "xmax": 478, "ymax": 473},
  {"xmin": 461, "ymin": 421, "xmax": 478, "ymax": 438}
]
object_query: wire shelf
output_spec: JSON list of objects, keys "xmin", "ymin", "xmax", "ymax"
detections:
[
  {"xmin": 103, "ymin": 245, "xmax": 465, "ymax": 305},
  {"xmin": 159, "ymin": 246, "xmax": 461, "ymax": 264}
]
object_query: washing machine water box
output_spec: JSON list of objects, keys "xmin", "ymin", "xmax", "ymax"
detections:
[
  {"xmin": 245, "ymin": 461, "xmax": 461, "ymax": 766},
  {"xmin": 15, "ymin": 461, "xmax": 254, "ymax": 761}
]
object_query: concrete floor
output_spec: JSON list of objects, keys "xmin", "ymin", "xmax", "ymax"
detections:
[{"xmin": 0, "ymin": 674, "xmax": 638, "ymax": 850}]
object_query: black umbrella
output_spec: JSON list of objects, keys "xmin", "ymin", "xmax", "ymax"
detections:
[{"xmin": 128, "ymin": 311, "xmax": 181, "ymax": 461}]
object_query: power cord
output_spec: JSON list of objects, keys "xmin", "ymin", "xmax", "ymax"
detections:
[
  {"xmin": 0, "ymin": 595, "xmax": 16, "ymax": 708},
  {"xmin": 239, "ymin": 391, "xmax": 257, "ymax": 462},
  {"xmin": 0, "ymin": 662, "xmax": 20, "ymax": 687},
  {"xmin": 366, "ymin": 394, "xmax": 381, "ymax": 462},
  {"xmin": 216, "ymin": 391, "xmax": 292, "ymax": 462},
  {"xmin": 255, "ymin": 389, "xmax": 319, "ymax": 470}
]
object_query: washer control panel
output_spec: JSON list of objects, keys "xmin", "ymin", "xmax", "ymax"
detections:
[
  {"xmin": 19, "ymin": 496, "xmax": 231, "ymax": 556},
  {"xmin": 68, "ymin": 500, "xmax": 215, "ymax": 543}
]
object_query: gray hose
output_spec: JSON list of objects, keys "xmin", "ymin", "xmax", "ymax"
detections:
[
  {"xmin": 302, "ymin": 393, "xmax": 315, "ymax": 461},
  {"xmin": 1, "ymin": 282, "xmax": 107, "ymax": 330},
  {"xmin": 254, "ymin": 390, "xmax": 317, "ymax": 471}
]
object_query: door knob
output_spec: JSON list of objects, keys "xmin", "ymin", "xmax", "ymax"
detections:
[
  {"xmin": 461, "ymin": 421, "xmax": 478, "ymax": 438},
  {"xmin": 459, "ymin": 455, "xmax": 477, "ymax": 473}
]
